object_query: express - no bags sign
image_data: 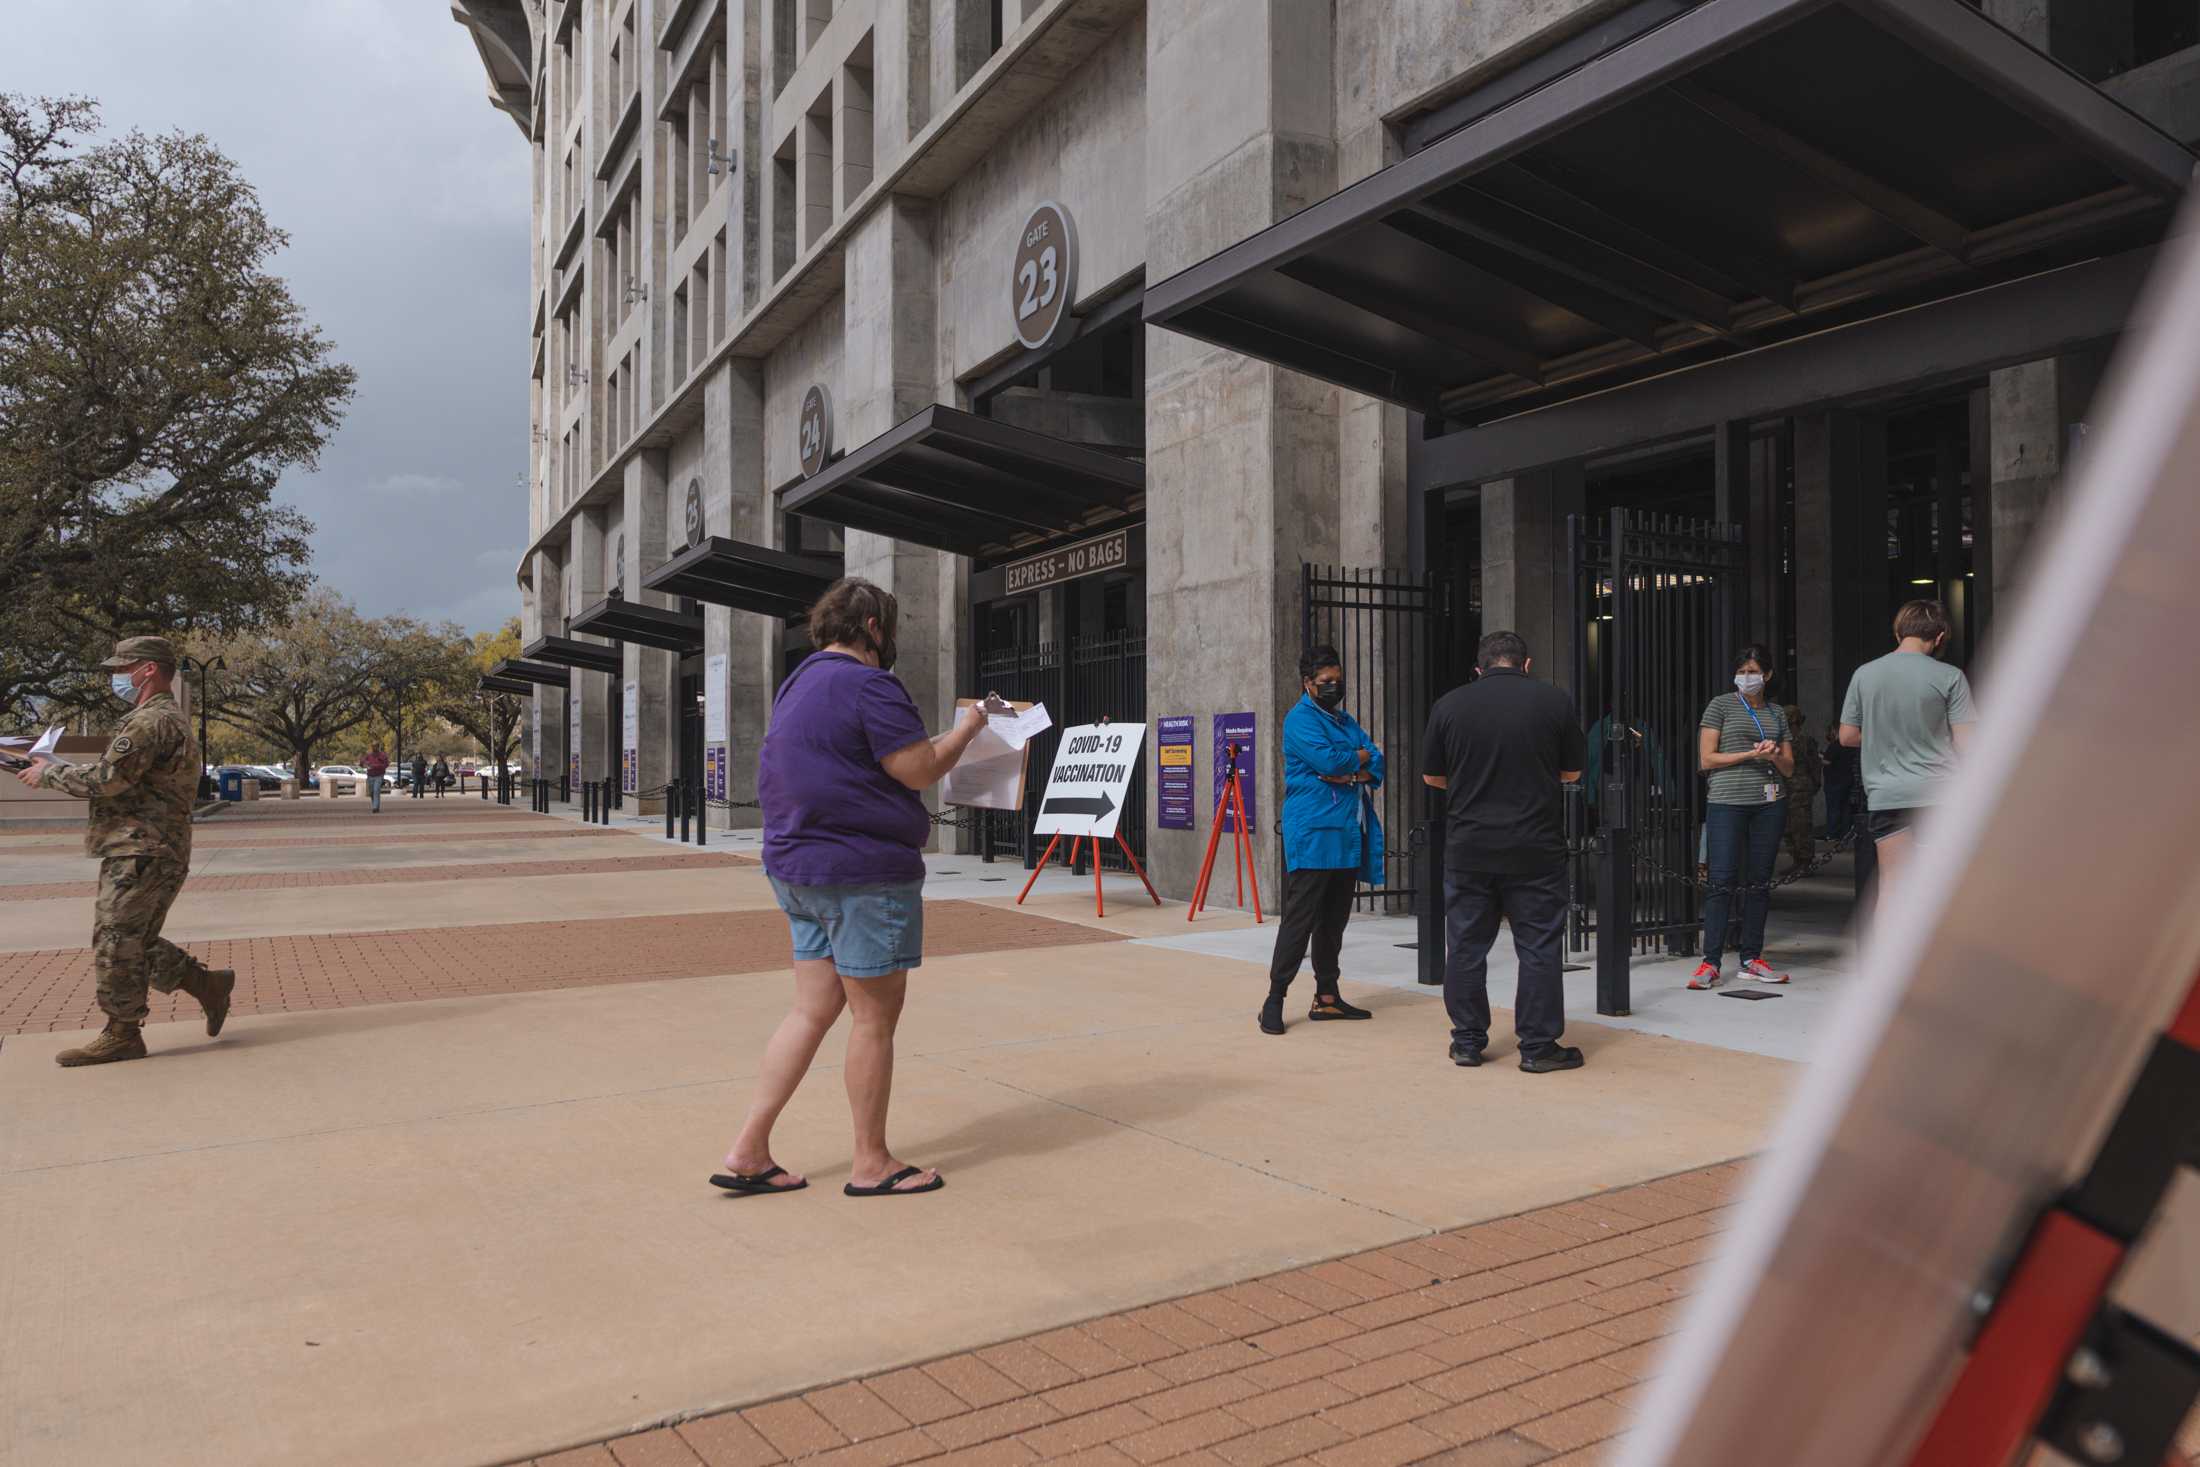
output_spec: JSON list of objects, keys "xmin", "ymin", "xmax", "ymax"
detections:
[{"xmin": 1034, "ymin": 722, "xmax": 1144, "ymax": 838}]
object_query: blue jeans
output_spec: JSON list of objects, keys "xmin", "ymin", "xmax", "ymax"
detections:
[
  {"xmin": 1701, "ymin": 800, "xmax": 1786, "ymax": 967},
  {"xmin": 366, "ymin": 775, "xmax": 383, "ymax": 811},
  {"xmin": 768, "ymin": 877, "xmax": 925, "ymax": 979}
]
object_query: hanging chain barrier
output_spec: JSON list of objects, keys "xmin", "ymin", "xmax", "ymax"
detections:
[{"xmin": 1580, "ymin": 819, "xmax": 1863, "ymax": 895}]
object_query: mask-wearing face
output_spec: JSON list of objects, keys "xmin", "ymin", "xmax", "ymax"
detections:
[
  {"xmin": 1734, "ymin": 672, "xmax": 1766, "ymax": 698},
  {"xmin": 111, "ymin": 672, "xmax": 139, "ymax": 704},
  {"xmin": 1311, "ymin": 681, "xmax": 1345, "ymax": 709},
  {"xmin": 870, "ymin": 622, "xmax": 898, "ymax": 673}
]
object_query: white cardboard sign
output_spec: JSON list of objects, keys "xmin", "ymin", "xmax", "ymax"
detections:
[{"xmin": 1033, "ymin": 722, "xmax": 1143, "ymax": 839}]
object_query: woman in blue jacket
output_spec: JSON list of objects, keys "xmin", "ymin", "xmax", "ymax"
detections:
[{"xmin": 1261, "ymin": 644, "xmax": 1385, "ymax": 1035}]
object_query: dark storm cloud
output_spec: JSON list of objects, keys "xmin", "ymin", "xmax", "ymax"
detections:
[{"xmin": 8, "ymin": 0, "xmax": 533, "ymax": 634}]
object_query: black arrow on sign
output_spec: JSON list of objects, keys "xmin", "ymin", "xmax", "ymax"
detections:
[{"xmin": 1042, "ymin": 791, "xmax": 1116, "ymax": 818}]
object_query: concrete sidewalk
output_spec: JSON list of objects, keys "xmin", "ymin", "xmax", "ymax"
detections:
[{"xmin": 0, "ymin": 799, "xmax": 1808, "ymax": 1467}]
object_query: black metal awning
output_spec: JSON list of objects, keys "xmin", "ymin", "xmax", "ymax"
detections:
[
  {"xmin": 779, "ymin": 404, "xmax": 1143, "ymax": 561},
  {"xmin": 488, "ymin": 658, "xmax": 569, "ymax": 689},
  {"xmin": 523, "ymin": 634, "xmax": 623, "ymax": 675},
  {"xmin": 640, "ymin": 536, "xmax": 841, "ymax": 619},
  {"xmin": 1143, "ymin": 0, "xmax": 2196, "ymax": 426},
  {"xmin": 569, "ymin": 595, "xmax": 704, "ymax": 654},
  {"xmin": 479, "ymin": 674, "xmax": 537, "ymax": 696}
]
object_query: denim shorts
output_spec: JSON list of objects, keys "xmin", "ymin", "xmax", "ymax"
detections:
[{"xmin": 768, "ymin": 876, "xmax": 925, "ymax": 979}]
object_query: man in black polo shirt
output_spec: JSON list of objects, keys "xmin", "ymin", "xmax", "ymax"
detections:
[{"xmin": 1422, "ymin": 630, "xmax": 1588, "ymax": 1072}]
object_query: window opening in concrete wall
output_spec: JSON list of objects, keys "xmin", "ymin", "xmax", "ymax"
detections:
[
  {"xmin": 783, "ymin": 510, "xmax": 844, "ymax": 559},
  {"xmin": 672, "ymin": 280, "xmax": 690, "ymax": 384},
  {"xmin": 772, "ymin": 0, "xmax": 796, "ymax": 97},
  {"xmin": 972, "ymin": 306, "xmax": 1145, "ymax": 456},
  {"xmin": 771, "ymin": 135, "xmax": 797, "ymax": 280},
  {"xmin": 709, "ymin": 236, "xmax": 726, "ymax": 348},
  {"xmin": 669, "ymin": 108, "xmax": 691, "ymax": 242},
  {"xmin": 802, "ymin": 0, "xmax": 832, "ymax": 56},
  {"xmin": 839, "ymin": 34, "xmax": 874, "ymax": 212},
  {"xmin": 801, "ymin": 89, "xmax": 833, "ymax": 249}
]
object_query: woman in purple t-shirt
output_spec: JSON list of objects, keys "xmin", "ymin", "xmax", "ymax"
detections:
[{"xmin": 713, "ymin": 578, "xmax": 985, "ymax": 1199}]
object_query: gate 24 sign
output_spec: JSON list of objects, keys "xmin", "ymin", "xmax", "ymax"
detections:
[
  {"xmin": 1011, "ymin": 202, "xmax": 1078, "ymax": 350},
  {"xmin": 1035, "ymin": 721, "xmax": 1144, "ymax": 839}
]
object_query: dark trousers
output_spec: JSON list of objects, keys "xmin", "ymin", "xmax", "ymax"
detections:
[
  {"xmin": 1267, "ymin": 867, "xmax": 1358, "ymax": 996},
  {"xmin": 1701, "ymin": 800, "xmax": 1786, "ymax": 967},
  {"xmin": 1442, "ymin": 865, "xmax": 1567, "ymax": 1056}
]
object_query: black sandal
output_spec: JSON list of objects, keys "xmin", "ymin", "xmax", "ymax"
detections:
[
  {"xmin": 709, "ymin": 1165, "xmax": 807, "ymax": 1195},
  {"xmin": 843, "ymin": 1165, "xmax": 944, "ymax": 1197},
  {"xmin": 1309, "ymin": 993, "xmax": 1373, "ymax": 1021}
]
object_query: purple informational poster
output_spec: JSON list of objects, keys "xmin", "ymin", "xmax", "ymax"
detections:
[
  {"xmin": 705, "ymin": 744, "xmax": 727, "ymax": 801},
  {"xmin": 1156, "ymin": 717, "xmax": 1194, "ymax": 830},
  {"xmin": 1212, "ymin": 712, "xmax": 1256, "ymax": 832}
]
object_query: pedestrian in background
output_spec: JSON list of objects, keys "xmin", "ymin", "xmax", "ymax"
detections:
[
  {"xmin": 431, "ymin": 756, "xmax": 451, "ymax": 798},
  {"xmin": 715, "ymin": 578, "xmax": 987, "ymax": 1199},
  {"xmin": 1421, "ymin": 630, "xmax": 1587, "ymax": 1073},
  {"xmin": 1690, "ymin": 645, "xmax": 1795, "ymax": 990},
  {"xmin": 363, "ymin": 744, "xmax": 389, "ymax": 813},
  {"xmin": 11, "ymin": 637, "xmax": 235, "ymax": 1066},
  {"xmin": 1838, "ymin": 599, "xmax": 1976, "ymax": 908},
  {"xmin": 411, "ymin": 751, "xmax": 427, "ymax": 801},
  {"xmin": 1260, "ymin": 644, "xmax": 1382, "ymax": 1036}
]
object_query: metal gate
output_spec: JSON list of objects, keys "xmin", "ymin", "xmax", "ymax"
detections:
[
  {"xmin": 975, "ymin": 630, "xmax": 1147, "ymax": 872},
  {"xmin": 1567, "ymin": 509, "xmax": 1745, "ymax": 1014},
  {"xmin": 1300, "ymin": 565, "xmax": 1451, "ymax": 918}
]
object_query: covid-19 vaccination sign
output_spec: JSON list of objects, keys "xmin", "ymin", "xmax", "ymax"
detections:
[{"xmin": 1034, "ymin": 722, "xmax": 1145, "ymax": 839}]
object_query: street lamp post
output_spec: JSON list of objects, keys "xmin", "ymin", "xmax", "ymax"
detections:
[{"xmin": 179, "ymin": 654, "xmax": 225, "ymax": 797}]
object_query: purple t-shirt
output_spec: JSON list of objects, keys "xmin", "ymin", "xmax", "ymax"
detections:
[{"xmin": 759, "ymin": 652, "xmax": 933, "ymax": 886}]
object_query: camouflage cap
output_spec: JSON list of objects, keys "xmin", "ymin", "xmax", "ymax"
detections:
[{"xmin": 99, "ymin": 635, "xmax": 179, "ymax": 669}]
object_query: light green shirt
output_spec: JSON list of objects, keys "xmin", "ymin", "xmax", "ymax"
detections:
[
  {"xmin": 1701, "ymin": 693, "xmax": 1789, "ymax": 807},
  {"xmin": 1840, "ymin": 651, "xmax": 1976, "ymax": 811}
]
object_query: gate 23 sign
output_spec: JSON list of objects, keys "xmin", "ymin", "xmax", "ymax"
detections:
[
  {"xmin": 1035, "ymin": 721, "xmax": 1144, "ymax": 839},
  {"xmin": 1011, "ymin": 202, "xmax": 1078, "ymax": 350}
]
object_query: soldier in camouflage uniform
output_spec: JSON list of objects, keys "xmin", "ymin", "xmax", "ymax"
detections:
[{"xmin": 12, "ymin": 636, "xmax": 236, "ymax": 1066}]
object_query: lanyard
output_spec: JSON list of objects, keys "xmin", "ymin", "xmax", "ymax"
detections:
[{"xmin": 1739, "ymin": 696, "xmax": 1772, "ymax": 743}]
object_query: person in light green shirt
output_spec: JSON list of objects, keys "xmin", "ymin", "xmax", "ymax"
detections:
[{"xmin": 1837, "ymin": 599, "xmax": 1977, "ymax": 903}]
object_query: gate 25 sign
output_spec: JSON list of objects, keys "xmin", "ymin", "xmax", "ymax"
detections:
[{"xmin": 1011, "ymin": 202, "xmax": 1078, "ymax": 350}]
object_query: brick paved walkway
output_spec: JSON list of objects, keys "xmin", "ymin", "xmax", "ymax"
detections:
[
  {"xmin": 0, "ymin": 850, "xmax": 753, "ymax": 902},
  {"xmin": 517, "ymin": 1164, "xmax": 1740, "ymax": 1467},
  {"xmin": 0, "ymin": 824, "xmax": 627, "ymax": 850},
  {"xmin": 0, "ymin": 901, "xmax": 1128, "ymax": 1033}
]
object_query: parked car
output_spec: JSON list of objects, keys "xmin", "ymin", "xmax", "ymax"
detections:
[
  {"xmin": 254, "ymin": 764, "xmax": 312, "ymax": 788},
  {"xmin": 316, "ymin": 764, "xmax": 364, "ymax": 795}
]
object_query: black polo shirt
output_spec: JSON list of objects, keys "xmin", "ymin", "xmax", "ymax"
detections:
[{"xmin": 1421, "ymin": 668, "xmax": 1587, "ymax": 874}]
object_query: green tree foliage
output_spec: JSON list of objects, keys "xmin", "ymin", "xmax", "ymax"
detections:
[
  {"xmin": 0, "ymin": 94, "xmax": 356, "ymax": 722},
  {"xmin": 430, "ymin": 618, "xmax": 526, "ymax": 773}
]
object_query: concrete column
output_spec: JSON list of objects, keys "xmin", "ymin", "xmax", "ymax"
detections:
[
  {"xmin": 1477, "ymin": 466, "xmax": 1583, "ymax": 695},
  {"xmin": 530, "ymin": 549, "xmax": 566, "ymax": 781},
  {"xmin": 1790, "ymin": 411, "xmax": 1885, "ymax": 724},
  {"xmin": 728, "ymin": 0, "xmax": 765, "ymax": 318},
  {"xmin": 1336, "ymin": 106, "xmax": 1406, "ymax": 572},
  {"xmin": 704, "ymin": 359, "xmax": 771, "ymax": 829},
  {"xmin": 1987, "ymin": 349, "xmax": 2107, "ymax": 608},
  {"xmin": 1144, "ymin": 0, "xmax": 1338, "ymax": 901},
  {"xmin": 624, "ymin": 452, "xmax": 675, "ymax": 812},
  {"xmin": 842, "ymin": 196, "xmax": 952, "ymax": 764},
  {"xmin": 570, "ymin": 510, "xmax": 612, "ymax": 786}
]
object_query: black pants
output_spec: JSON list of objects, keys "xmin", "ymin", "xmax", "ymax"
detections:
[
  {"xmin": 1267, "ymin": 867, "xmax": 1358, "ymax": 996},
  {"xmin": 1442, "ymin": 864, "xmax": 1567, "ymax": 1057}
]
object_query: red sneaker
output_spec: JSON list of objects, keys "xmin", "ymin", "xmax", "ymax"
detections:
[
  {"xmin": 1687, "ymin": 962, "xmax": 1722, "ymax": 990},
  {"xmin": 1740, "ymin": 958, "xmax": 1789, "ymax": 984}
]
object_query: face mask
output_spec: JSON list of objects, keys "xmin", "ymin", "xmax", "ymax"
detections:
[
  {"xmin": 111, "ymin": 673, "xmax": 139, "ymax": 703},
  {"xmin": 1312, "ymin": 682, "xmax": 1345, "ymax": 709},
  {"xmin": 1734, "ymin": 673, "xmax": 1766, "ymax": 697}
]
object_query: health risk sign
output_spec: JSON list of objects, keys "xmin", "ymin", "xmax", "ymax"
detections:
[{"xmin": 1034, "ymin": 722, "xmax": 1145, "ymax": 839}]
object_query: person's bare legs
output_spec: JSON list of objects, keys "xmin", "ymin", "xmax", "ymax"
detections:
[
  {"xmin": 841, "ymin": 970, "xmax": 937, "ymax": 1191},
  {"xmin": 724, "ymin": 957, "xmax": 847, "ymax": 1186},
  {"xmin": 1872, "ymin": 829, "xmax": 1911, "ymax": 919}
]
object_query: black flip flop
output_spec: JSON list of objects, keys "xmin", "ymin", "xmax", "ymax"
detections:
[
  {"xmin": 709, "ymin": 1165, "xmax": 808, "ymax": 1195},
  {"xmin": 843, "ymin": 1165, "xmax": 944, "ymax": 1198}
]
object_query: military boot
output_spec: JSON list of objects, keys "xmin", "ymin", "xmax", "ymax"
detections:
[
  {"xmin": 55, "ymin": 1019, "xmax": 147, "ymax": 1067},
  {"xmin": 182, "ymin": 968, "xmax": 237, "ymax": 1036}
]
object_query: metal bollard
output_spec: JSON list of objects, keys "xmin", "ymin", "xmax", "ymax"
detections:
[
  {"xmin": 696, "ymin": 785, "xmax": 707, "ymax": 847},
  {"xmin": 583, "ymin": 782, "xmax": 594, "ymax": 822},
  {"xmin": 663, "ymin": 779, "xmax": 678, "ymax": 840},
  {"xmin": 479, "ymin": 775, "xmax": 488, "ymax": 801},
  {"xmin": 679, "ymin": 779, "xmax": 692, "ymax": 844}
]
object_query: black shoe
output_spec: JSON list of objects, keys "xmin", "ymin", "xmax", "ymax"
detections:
[
  {"xmin": 1309, "ymin": 992, "xmax": 1372, "ymax": 1021},
  {"xmin": 1519, "ymin": 1046, "xmax": 1585, "ymax": 1074},
  {"xmin": 1449, "ymin": 1042, "xmax": 1483, "ymax": 1067},
  {"xmin": 1259, "ymin": 999, "xmax": 1285, "ymax": 1036}
]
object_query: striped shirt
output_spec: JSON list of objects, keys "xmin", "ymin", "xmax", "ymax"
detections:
[{"xmin": 1701, "ymin": 693, "xmax": 1789, "ymax": 807}]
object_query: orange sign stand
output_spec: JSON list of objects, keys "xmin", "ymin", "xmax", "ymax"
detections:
[
  {"xmin": 1014, "ymin": 831, "xmax": 1160, "ymax": 917},
  {"xmin": 1188, "ymin": 743, "xmax": 1262, "ymax": 923}
]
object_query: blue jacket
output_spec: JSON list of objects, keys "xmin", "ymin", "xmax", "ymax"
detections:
[{"xmin": 1280, "ymin": 694, "xmax": 1385, "ymax": 879}]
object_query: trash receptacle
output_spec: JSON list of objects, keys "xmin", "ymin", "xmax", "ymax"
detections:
[{"xmin": 218, "ymin": 769, "xmax": 245, "ymax": 801}]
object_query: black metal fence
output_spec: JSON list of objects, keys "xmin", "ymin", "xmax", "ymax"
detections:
[
  {"xmin": 1300, "ymin": 564, "xmax": 1448, "ymax": 914},
  {"xmin": 1567, "ymin": 509, "xmax": 1745, "ymax": 1009},
  {"xmin": 975, "ymin": 630, "xmax": 1147, "ymax": 871}
]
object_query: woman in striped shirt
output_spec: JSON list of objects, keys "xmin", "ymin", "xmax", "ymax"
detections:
[{"xmin": 1691, "ymin": 644, "xmax": 1796, "ymax": 990}]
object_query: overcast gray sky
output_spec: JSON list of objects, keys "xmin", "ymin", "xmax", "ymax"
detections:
[{"xmin": 9, "ymin": 1, "xmax": 534, "ymax": 635}]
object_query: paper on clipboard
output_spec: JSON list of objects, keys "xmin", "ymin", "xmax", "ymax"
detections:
[{"xmin": 942, "ymin": 700, "xmax": 1050, "ymax": 810}]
